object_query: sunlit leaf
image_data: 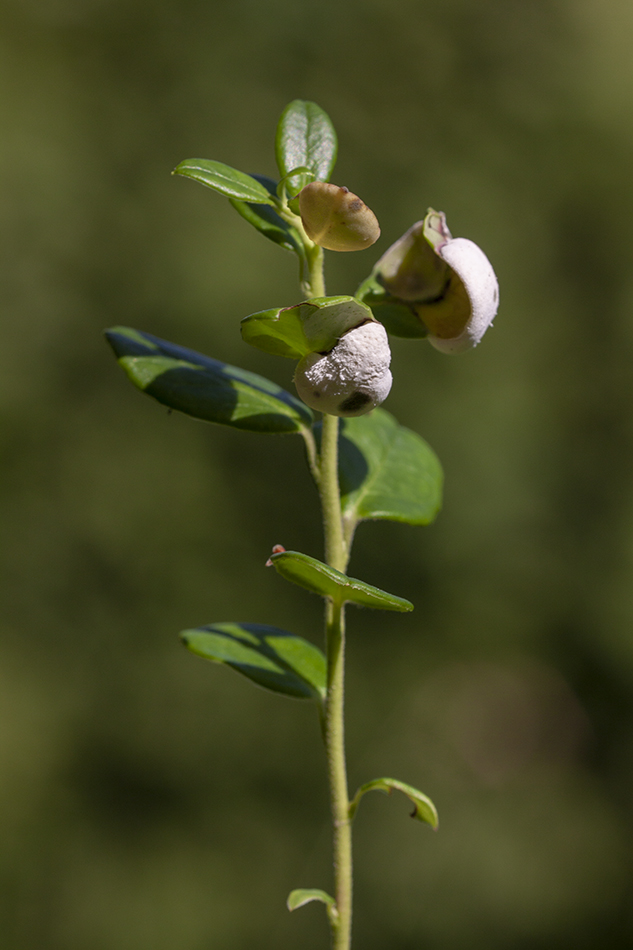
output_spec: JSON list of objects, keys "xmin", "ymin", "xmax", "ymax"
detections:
[
  {"xmin": 336, "ymin": 409, "xmax": 442, "ymax": 528},
  {"xmin": 105, "ymin": 326, "xmax": 313, "ymax": 434},
  {"xmin": 181, "ymin": 622, "xmax": 326, "ymax": 701},
  {"xmin": 275, "ymin": 100, "xmax": 338, "ymax": 196},
  {"xmin": 173, "ymin": 159, "xmax": 276, "ymax": 204},
  {"xmin": 269, "ymin": 550, "xmax": 413, "ymax": 612},
  {"xmin": 241, "ymin": 296, "xmax": 371, "ymax": 359},
  {"xmin": 348, "ymin": 777, "xmax": 438, "ymax": 829}
]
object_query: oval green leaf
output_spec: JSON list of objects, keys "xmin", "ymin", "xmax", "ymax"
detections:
[
  {"xmin": 348, "ymin": 777, "xmax": 438, "ymax": 829},
  {"xmin": 275, "ymin": 100, "xmax": 338, "ymax": 197},
  {"xmin": 105, "ymin": 326, "xmax": 313, "ymax": 434},
  {"xmin": 181, "ymin": 623, "xmax": 326, "ymax": 701},
  {"xmin": 241, "ymin": 296, "xmax": 372, "ymax": 360},
  {"xmin": 336, "ymin": 409, "xmax": 442, "ymax": 529},
  {"xmin": 269, "ymin": 550, "xmax": 413, "ymax": 612},
  {"xmin": 229, "ymin": 174, "xmax": 306, "ymax": 260},
  {"xmin": 173, "ymin": 159, "xmax": 276, "ymax": 204}
]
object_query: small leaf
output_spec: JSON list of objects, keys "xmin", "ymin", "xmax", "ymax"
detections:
[
  {"xmin": 334, "ymin": 409, "xmax": 442, "ymax": 529},
  {"xmin": 275, "ymin": 100, "xmax": 338, "ymax": 196},
  {"xmin": 173, "ymin": 159, "xmax": 276, "ymax": 204},
  {"xmin": 348, "ymin": 777, "xmax": 438, "ymax": 829},
  {"xmin": 287, "ymin": 889, "xmax": 338, "ymax": 923},
  {"xmin": 229, "ymin": 174, "xmax": 306, "ymax": 259},
  {"xmin": 105, "ymin": 326, "xmax": 313, "ymax": 434},
  {"xmin": 269, "ymin": 550, "xmax": 413, "ymax": 612},
  {"xmin": 241, "ymin": 296, "xmax": 372, "ymax": 360},
  {"xmin": 356, "ymin": 274, "xmax": 429, "ymax": 339},
  {"xmin": 181, "ymin": 623, "xmax": 326, "ymax": 701}
]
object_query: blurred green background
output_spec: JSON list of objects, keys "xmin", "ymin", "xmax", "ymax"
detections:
[{"xmin": 2, "ymin": 0, "xmax": 633, "ymax": 947}]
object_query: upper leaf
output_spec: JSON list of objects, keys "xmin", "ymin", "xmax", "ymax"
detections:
[
  {"xmin": 181, "ymin": 622, "xmax": 326, "ymax": 701},
  {"xmin": 241, "ymin": 296, "xmax": 373, "ymax": 360},
  {"xmin": 229, "ymin": 174, "xmax": 306, "ymax": 260},
  {"xmin": 336, "ymin": 409, "xmax": 443, "ymax": 528},
  {"xmin": 269, "ymin": 550, "xmax": 413, "ymax": 612},
  {"xmin": 173, "ymin": 159, "xmax": 276, "ymax": 204},
  {"xmin": 275, "ymin": 100, "xmax": 338, "ymax": 197},
  {"xmin": 348, "ymin": 777, "xmax": 439, "ymax": 829},
  {"xmin": 105, "ymin": 326, "xmax": 313, "ymax": 434}
]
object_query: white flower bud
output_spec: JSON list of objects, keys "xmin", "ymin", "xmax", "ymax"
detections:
[
  {"xmin": 294, "ymin": 321, "xmax": 392, "ymax": 417},
  {"xmin": 428, "ymin": 237, "xmax": 499, "ymax": 354}
]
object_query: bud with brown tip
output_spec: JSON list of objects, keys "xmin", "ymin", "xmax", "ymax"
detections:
[{"xmin": 298, "ymin": 182, "xmax": 380, "ymax": 252}]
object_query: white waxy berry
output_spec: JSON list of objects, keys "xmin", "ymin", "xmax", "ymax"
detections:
[
  {"xmin": 428, "ymin": 237, "xmax": 499, "ymax": 354},
  {"xmin": 294, "ymin": 321, "xmax": 392, "ymax": 417}
]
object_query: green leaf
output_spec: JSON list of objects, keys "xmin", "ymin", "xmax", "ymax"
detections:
[
  {"xmin": 180, "ymin": 623, "xmax": 326, "ymax": 701},
  {"xmin": 241, "ymin": 296, "xmax": 372, "ymax": 360},
  {"xmin": 229, "ymin": 174, "xmax": 306, "ymax": 259},
  {"xmin": 275, "ymin": 100, "xmax": 338, "ymax": 197},
  {"xmin": 287, "ymin": 889, "xmax": 338, "ymax": 924},
  {"xmin": 356, "ymin": 274, "xmax": 429, "ymax": 339},
  {"xmin": 269, "ymin": 550, "xmax": 413, "ymax": 612},
  {"xmin": 173, "ymin": 159, "xmax": 276, "ymax": 204},
  {"xmin": 104, "ymin": 326, "xmax": 313, "ymax": 434},
  {"xmin": 348, "ymin": 777, "xmax": 438, "ymax": 829},
  {"xmin": 336, "ymin": 409, "xmax": 442, "ymax": 529}
]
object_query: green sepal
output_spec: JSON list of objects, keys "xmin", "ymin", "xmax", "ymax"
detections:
[
  {"xmin": 269, "ymin": 550, "xmax": 413, "ymax": 612},
  {"xmin": 335, "ymin": 409, "xmax": 443, "ymax": 530},
  {"xmin": 173, "ymin": 158, "xmax": 276, "ymax": 204},
  {"xmin": 348, "ymin": 777, "xmax": 438, "ymax": 829},
  {"xmin": 229, "ymin": 174, "xmax": 306, "ymax": 260},
  {"xmin": 275, "ymin": 100, "xmax": 338, "ymax": 197},
  {"xmin": 105, "ymin": 326, "xmax": 313, "ymax": 434},
  {"xmin": 241, "ymin": 296, "xmax": 373, "ymax": 360},
  {"xmin": 356, "ymin": 274, "xmax": 428, "ymax": 339},
  {"xmin": 287, "ymin": 889, "xmax": 339, "ymax": 925},
  {"xmin": 180, "ymin": 623, "xmax": 326, "ymax": 701}
]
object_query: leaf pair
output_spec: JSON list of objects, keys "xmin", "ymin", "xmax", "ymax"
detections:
[
  {"xmin": 173, "ymin": 101, "xmax": 337, "ymax": 272},
  {"xmin": 178, "ymin": 548, "xmax": 413, "ymax": 705}
]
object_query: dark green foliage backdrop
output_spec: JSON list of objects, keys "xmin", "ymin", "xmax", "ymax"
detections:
[{"xmin": 2, "ymin": 0, "xmax": 633, "ymax": 947}]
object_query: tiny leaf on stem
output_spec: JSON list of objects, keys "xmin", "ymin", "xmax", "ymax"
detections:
[
  {"xmin": 105, "ymin": 326, "xmax": 313, "ymax": 434},
  {"xmin": 275, "ymin": 100, "xmax": 338, "ymax": 196},
  {"xmin": 287, "ymin": 889, "xmax": 338, "ymax": 923},
  {"xmin": 181, "ymin": 623, "xmax": 326, "ymax": 701},
  {"xmin": 173, "ymin": 159, "xmax": 276, "ymax": 204},
  {"xmin": 268, "ymin": 550, "xmax": 413, "ymax": 612},
  {"xmin": 348, "ymin": 777, "xmax": 438, "ymax": 829}
]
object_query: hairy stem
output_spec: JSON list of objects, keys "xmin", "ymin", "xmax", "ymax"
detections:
[
  {"xmin": 320, "ymin": 412, "xmax": 352, "ymax": 950},
  {"xmin": 302, "ymin": 226, "xmax": 351, "ymax": 950}
]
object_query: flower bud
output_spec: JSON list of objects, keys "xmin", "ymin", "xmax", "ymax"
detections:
[
  {"xmin": 357, "ymin": 209, "xmax": 498, "ymax": 352},
  {"xmin": 298, "ymin": 182, "xmax": 380, "ymax": 252},
  {"xmin": 294, "ymin": 321, "xmax": 392, "ymax": 417}
]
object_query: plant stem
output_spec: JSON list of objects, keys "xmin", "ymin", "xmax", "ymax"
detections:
[
  {"xmin": 302, "ymin": 230, "xmax": 351, "ymax": 949},
  {"xmin": 320, "ymin": 411, "xmax": 352, "ymax": 950}
]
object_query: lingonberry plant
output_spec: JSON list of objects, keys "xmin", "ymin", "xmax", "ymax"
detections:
[{"xmin": 106, "ymin": 100, "xmax": 498, "ymax": 950}]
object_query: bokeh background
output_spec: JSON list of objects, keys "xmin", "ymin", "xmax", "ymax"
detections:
[{"xmin": 2, "ymin": 0, "xmax": 633, "ymax": 947}]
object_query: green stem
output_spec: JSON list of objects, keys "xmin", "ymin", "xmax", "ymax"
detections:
[
  {"xmin": 320, "ymin": 412, "xmax": 352, "ymax": 950},
  {"xmin": 301, "ymin": 222, "xmax": 351, "ymax": 949}
]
